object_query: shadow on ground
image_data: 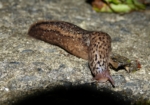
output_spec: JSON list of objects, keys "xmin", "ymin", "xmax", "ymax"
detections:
[{"xmin": 13, "ymin": 83, "xmax": 132, "ymax": 105}]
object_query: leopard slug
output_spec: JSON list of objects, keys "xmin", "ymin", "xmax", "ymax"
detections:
[{"xmin": 28, "ymin": 21, "xmax": 115, "ymax": 87}]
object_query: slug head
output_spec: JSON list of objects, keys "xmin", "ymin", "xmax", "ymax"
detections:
[{"xmin": 94, "ymin": 70, "xmax": 115, "ymax": 87}]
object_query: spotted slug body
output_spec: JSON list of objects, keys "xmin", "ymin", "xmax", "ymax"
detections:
[
  {"xmin": 88, "ymin": 32, "xmax": 114, "ymax": 86},
  {"xmin": 28, "ymin": 21, "xmax": 115, "ymax": 87}
]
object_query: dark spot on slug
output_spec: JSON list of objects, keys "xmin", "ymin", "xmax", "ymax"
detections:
[
  {"xmin": 95, "ymin": 54, "xmax": 97, "ymax": 61},
  {"xmin": 92, "ymin": 36, "xmax": 96, "ymax": 40},
  {"xmin": 97, "ymin": 61, "xmax": 100, "ymax": 64},
  {"xmin": 99, "ymin": 54, "xmax": 101, "ymax": 58},
  {"xmin": 93, "ymin": 50, "xmax": 95, "ymax": 54},
  {"xmin": 99, "ymin": 37, "xmax": 102, "ymax": 41},
  {"xmin": 99, "ymin": 45, "xmax": 101, "ymax": 49}
]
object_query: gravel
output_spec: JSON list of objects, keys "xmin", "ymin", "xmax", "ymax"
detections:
[{"xmin": 0, "ymin": 0, "xmax": 150, "ymax": 105}]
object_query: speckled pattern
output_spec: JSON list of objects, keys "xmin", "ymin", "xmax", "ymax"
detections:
[
  {"xmin": 28, "ymin": 21, "xmax": 114, "ymax": 86},
  {"xmin": 0, "ymin": 0, "xmax": 150, "ymax": 104}
]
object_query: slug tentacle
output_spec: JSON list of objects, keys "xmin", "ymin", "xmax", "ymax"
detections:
[{"xmin": 28, "ymin": 21, "xmax": 115, "ymax": 87}]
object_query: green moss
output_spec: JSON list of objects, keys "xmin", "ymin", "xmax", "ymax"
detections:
[{"xmin": 127, "ymin": 60, "xmax": 131, "ymax": 63}]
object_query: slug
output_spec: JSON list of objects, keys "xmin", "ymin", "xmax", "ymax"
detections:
[{"xmin": 28, "ymin": 21, "xmax": 115, "ymax": 87}]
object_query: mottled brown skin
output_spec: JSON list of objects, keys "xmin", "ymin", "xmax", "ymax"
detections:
[
  {"xmin": 88, "ymin": 32, "xmax": 114, "ymax": 86},
  {"xmin": 28, "ymin": 21, "xmax": 115, "ymax": 87}
]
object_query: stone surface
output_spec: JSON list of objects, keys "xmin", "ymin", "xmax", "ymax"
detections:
[{"xmin": 0, "ymin": 0, "xmax": 150, "ymax": 105}]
